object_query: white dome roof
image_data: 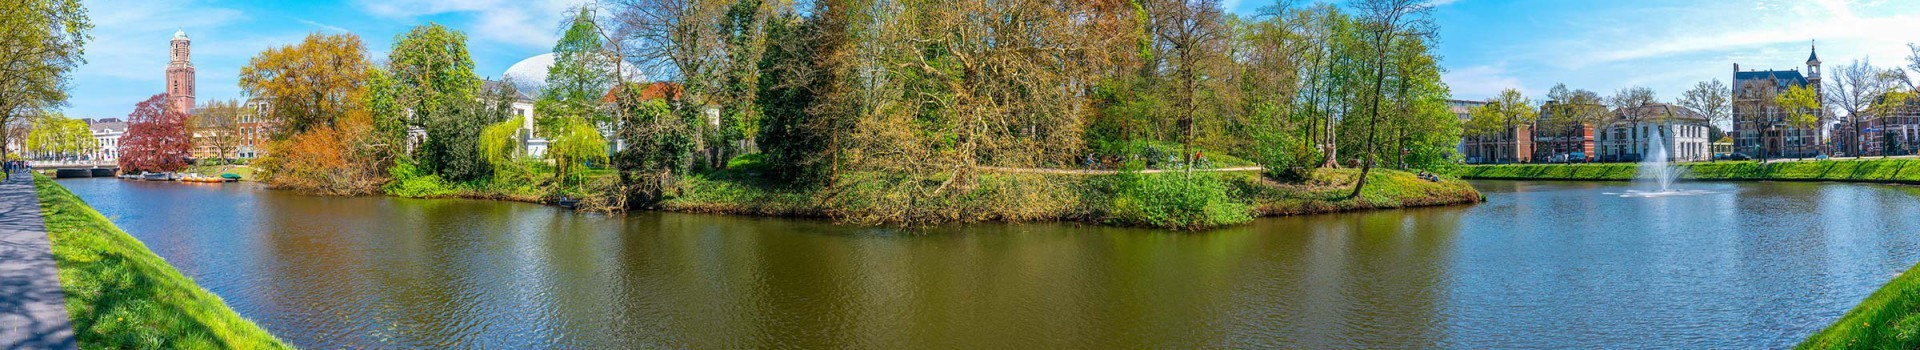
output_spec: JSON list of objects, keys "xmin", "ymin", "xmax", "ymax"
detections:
[{"xmin": 173, "ymin": 29, "xmax": 188, "ymax": 40}]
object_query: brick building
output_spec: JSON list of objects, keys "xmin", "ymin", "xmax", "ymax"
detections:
[
  {"xmin": 1531, "ymin": 100, "xmax": 1599, "ymax": 163},
  {"xmin": 1731, "ymin": 45, "xmax": 1823, "ymax": 159},
  {"xmin": 167, "ymin": 29, "xmax": 195, "ymax": 115},
  {"xmin": 1454, "ymin": 99, "xmax": 1533, "ymax": 164}
]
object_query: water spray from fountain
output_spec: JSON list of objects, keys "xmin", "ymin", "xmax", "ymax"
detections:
[
  {"xmin": 1613, "ymin": 123, "xmax": 1712, "ymax": 198},
  {"xmin": 1636, "ymin": 126, "xmax": 1675, "ymax": 192}
]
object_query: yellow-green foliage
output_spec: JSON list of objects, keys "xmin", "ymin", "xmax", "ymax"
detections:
[
  {"xmin": 1105, "ymin": 172, "xmax": 1251, "ymax": 230},
  {"xmin": 34, "ymin": 174, "xmax": 287, "ymax": 349},
  {"xmin": 665, "ymin": 157, "xmax": 1480, "ymax": 230},
  {"xmin": 478, "ymin": 119, "xmax": 521, "ymax": 167},
  {"xmin": 1798, "ymin": 264, "xmax": 1920, "ymax": 349},
  {"xmin": 1455, "ymin": 159, "xmax": 1920, "ymax": 183}
]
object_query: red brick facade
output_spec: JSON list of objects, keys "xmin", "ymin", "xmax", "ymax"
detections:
[{"xmin": 167, "ymin": 30, "xmax": 195, "ymax": 115}]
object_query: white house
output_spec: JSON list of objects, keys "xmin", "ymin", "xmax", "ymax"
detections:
[
  {"xmin": 87, "ymin": 118, "xmax": 127, "ymax": 162},
  {"xmin": 1597, "ymin": 103, "xmax": 1713, "ymax": 162}
]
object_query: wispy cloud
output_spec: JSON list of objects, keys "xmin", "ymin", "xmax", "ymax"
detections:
[
  {"xmin": 353, "ymin": 0, "xmax": 586, "ymax": 49},
  {"xmin": 296, "ymin": 19, "xmax": 349, "ymax": 33},
  {"xmin": 1442, "ymin": 63, "xmax": 1528, "ymax": 100}
]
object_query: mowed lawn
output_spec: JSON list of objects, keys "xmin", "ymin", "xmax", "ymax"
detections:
[
  {"xmin": 34, "ymin": 174, "xmax": 287, "ymax": 349},
  {"xmin": 1454, "ymin": 159, "xmax": 1920, "ymax": 183}
]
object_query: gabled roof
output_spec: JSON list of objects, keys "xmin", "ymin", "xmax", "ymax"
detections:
[
  {"xmin": 1734, "ymin": 69, "xmax": 1809, "ymax": 86},
  {"xmin": 1614, "ymin": 102, "xmax": 1710, "ymax": 123},
  {"xmin": 603, "ymin": 82, "xmax": 683, "ymax": 103}
]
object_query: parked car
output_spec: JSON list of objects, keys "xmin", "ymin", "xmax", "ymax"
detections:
[{"xmin": 1725, "ymin": 153, "xmax": 1752, "ymax": 161}]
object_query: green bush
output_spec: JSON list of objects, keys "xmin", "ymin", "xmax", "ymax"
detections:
[
  {"xmin": 1259, "ymin": 135, "xmax": 1321, "ymax": 182},
  {"xmin": 382, "ymin": 160, "xmax": 457, "ymax": 198},
  {"xmin": 1105, "ymin": 169, "xmax": 1253, "ymax": 231}
]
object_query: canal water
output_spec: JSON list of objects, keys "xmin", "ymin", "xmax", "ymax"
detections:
[{"xmin": 55, "ymin": 178, "xmax": 1920, "ymax": 348}]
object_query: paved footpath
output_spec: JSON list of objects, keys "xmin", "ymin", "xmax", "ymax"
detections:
[{"xmin": 0, "ymin": 171, "xmax": 75, "ymax": 349}]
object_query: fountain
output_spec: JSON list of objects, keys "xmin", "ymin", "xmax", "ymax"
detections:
[
  {"xmin": 1614, "ymin": 124, "xmax": 1712, "ymax": 198},
  {"xmin": 1636, "ymin": 126, "xmax": 1675, "ymax": 192}
]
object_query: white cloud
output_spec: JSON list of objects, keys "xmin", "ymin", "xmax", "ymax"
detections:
[
  {"xmin": 1443, "ymin": 63, "xmax": 1527, "ymax": 100},
  {"xmin": 297, "ymin": 19, "xmax": 350, "ymax": 33},
  {"xmin": 354, "ymin": 0, "xmax": 588, "ymax": 49}
]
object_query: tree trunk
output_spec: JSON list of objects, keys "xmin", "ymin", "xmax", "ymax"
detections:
[{"xmin": 1349, "ymin": 34, "xmax": 1390, "ymax": 199}]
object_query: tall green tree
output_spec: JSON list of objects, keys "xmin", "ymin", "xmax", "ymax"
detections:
[
  {"xmin": 1464, "ymin": 88, "xmax": 1536, "ymax": 158},
  {"xmin": 0, "ymin": 0, "xmax": 91, "ymax": 159},
  {"xmin": 389, "ymin": 23, "xmax": 485, "ymax": 179},
  {"xmin": 538, "ymin": 7, "xmax": 615, "ymax": 130},
  {"xmin": 1347, "ymin": 0, "xmax": 1435, "ymax": 198}
]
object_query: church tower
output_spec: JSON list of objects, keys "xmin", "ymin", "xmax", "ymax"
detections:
[
  {"xmin": 1807, "ymin": 41, "xmax": 1822, "ymax": 94},
  {"xmin": 166, "ymin": 29, "xmax": 195, "ymax": 114}
]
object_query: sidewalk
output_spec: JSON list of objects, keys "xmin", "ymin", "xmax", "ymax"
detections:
[{"xmin": 0, "ymin": 171, "xmax": 75, "ymax": 349}]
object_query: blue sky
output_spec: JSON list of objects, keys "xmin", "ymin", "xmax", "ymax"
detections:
[{"xmin": 63, "ymin": 0, "xmax": 1920, "ymax": 119}]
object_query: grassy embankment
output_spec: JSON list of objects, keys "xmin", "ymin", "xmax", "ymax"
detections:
[
  {"xmin": 33, "ymin": 174, "xmax": 287, "ymax": 348},
  {"xmin": 1798, "ymin": 264, "xmax": 1920, "ymax": 348},
  {"xmin": 663, "ymin": 158, "xmax": 1482, "ymax": 230},
  {"xmin": 1454, "ymin": 158, "xmax": 1920, "ymax": 183}
]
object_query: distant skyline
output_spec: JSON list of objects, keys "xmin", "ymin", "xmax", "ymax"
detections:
[{"xmin": 61, "ymin": 0, "xmax": 1920, "ymax": 119}]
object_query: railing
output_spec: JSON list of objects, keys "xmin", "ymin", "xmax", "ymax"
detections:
[{"xmin": 26, "ymin": 160, "xmax": 116, "ymax": 168}]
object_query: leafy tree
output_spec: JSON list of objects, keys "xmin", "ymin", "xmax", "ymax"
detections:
[
  {"xmin": 1347, "ymin": 0, "xmax": 1436, "ymax": 198},
  {"xmin": 192, "ymin": 99, "xmax": 245, "ymax": 163},
  {"xmin": 0, "ymin": 0, "xmax": 91, "ymax": 159},
  {"xmin": 239, "ymin": 33, "xmax": 371, "ymax": 136},
  {"xmin": 1465, "ymin": 88, "xmax": 1537, "ymax": 142},
  {"xmin": 364, "ymin": 67, "xmax": 408, "ymax": 158},
  {"xmin": 612, "ymin": 92, "xmax": 697, "ymax": 206},
  {"xmin": 420, "ymin": 81, "xmax": 518, "ymax": 182},
  {"xmin": 239, "ymin": 33, "xmax": 388, "ymax": 193},
  {"xmin": 752, "ymin": 10, "xmax": 829, "ymax": 186},
  {"xmin": 389, "ymin": 23, "xmax": 480, "ymax": 129},
  {"xmin": 537, "ymin": 8, "xmax": 615, "ymax": 130},
  {"xmin": 25, "ymin": 113, "xmax": 94, "ymax": 161},
  {"xmin": 1776, "ymin": 84, "xmax": 1823, "ymax": 156},
  {"xmin": 478, "ymin": 119, "xmax": 522, "ymax": 170},
  {"xmin": 545, "ymin": 117, "xmax": 609, "ymax": 184},
  {"xmin": 120, "ymin": 94, "xmax": 192, "ymax": 173}
]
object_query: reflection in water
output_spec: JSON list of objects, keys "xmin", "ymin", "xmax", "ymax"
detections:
[{"xmin": 56, "ymin": 178, "xmax": 1920, "ymax": 348}]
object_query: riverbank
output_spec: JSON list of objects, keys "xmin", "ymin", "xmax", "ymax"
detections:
[
  {"xmin": 664, "ymin": 167, "xmax": 1483, "ymax": 231},
  {"xmin": 1453, "ymin": 158, "xmax": 1920, "ymax": 183},
  {"xmin": 1798, "ymin": 263, "xmax": 1920, "ymax": 348},
  {"xmin": 33, "ymin": 174, "xmax": 287, "ymax": 348}
]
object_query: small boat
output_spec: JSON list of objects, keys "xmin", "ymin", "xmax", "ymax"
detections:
[
  {"xmin": 556, "ymin": 197, "xmax": 580, "ymax": 209},
  {"xmin": 178, "ymin": 173, "xmax": 234, "ymax": 183},
  {"xmin": 141, "ymin": 172, "xmax": 173, "ymax": 181}
]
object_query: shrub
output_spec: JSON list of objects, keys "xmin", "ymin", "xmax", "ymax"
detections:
[
  {"xmin": 1259, "ymin": 135, "xmax": 1322, "ymax": 183},
  {"xmin": 1105, "ymin": 168, "xmax": 1253, "ymax": 230},
  {"xmin": 382, "ymin": 160, "xmax": 456, "ymax": 198}
]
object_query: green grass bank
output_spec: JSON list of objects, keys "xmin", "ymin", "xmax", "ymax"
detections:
[
  {"xmin": 1453, "ymin": 159, "xmax": 1920, "ymax": 183},
  {"xmin": 33, "ymin": 174, "xmax": 288, "ymax": 349},
  {"xmin": 663, "ymin": 166, "xmax": 1483, "ymax": 231},
  {"xmin": 1798, "ymin": 264, "xmax": 1920, "ymax": 348}
]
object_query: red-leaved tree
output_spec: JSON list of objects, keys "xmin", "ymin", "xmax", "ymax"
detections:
[{"xmin": 120, "ymin": 94, "xmax": 192, "ymax": 173}]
